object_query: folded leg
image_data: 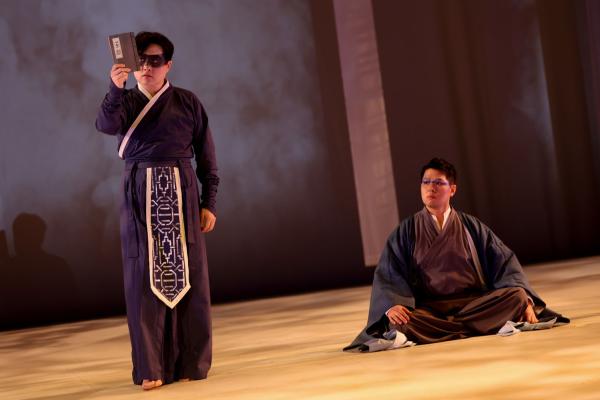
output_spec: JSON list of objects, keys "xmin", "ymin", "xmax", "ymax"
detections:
[
  {"xmin": 394, "ymin": 307, "xmax": 469, "ymax": 344},
  {"xmin": 454, "ymin": 287, "xmax": 529, "ymax": 334}
]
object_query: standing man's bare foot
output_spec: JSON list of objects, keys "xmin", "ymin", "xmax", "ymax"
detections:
[{"xmin": 142, "ymin": 379, "xmax": 163, "ymax": 390}]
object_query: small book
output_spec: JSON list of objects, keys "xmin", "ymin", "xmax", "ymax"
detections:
[{"xmin": 108, "ymin": 32, "xmax": 141, "ymax": 71}]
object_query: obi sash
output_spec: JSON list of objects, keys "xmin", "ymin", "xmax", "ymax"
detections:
[{"xmin": 145, "ymin": 165, "xmax": 190, "ymax": 308}]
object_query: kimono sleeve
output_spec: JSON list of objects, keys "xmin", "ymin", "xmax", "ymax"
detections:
[
  {"xmin": 191, "ymin": 97, "xmax": 219, "ymax": 214},
  {"xmin": 368, "ymin": 223, "xmax": 416, "ymax": 323},
  {"xmin": 343, "ymin": 218, "xmax": 416, "ymax": 351},
  {"xmin": 95, "ymin": 81, "xmax": 129, "ymax": 135},
  {"xmin": 462, "ymin": 213, "xmax": 545, "ymax": 308}
]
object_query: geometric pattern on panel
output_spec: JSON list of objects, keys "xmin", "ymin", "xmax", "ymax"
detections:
[{"xmin": 145, "ymin": 166, "xmax": 190, "ymax": 308}]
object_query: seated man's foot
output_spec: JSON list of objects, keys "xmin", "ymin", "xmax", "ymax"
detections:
[
  {"xmin": 178, "ymin": 378, "xmax": 191, "ymax": 382},
  {"xmin": 142, "ymin": 379, "xmax": 163, "ymax": 390}
]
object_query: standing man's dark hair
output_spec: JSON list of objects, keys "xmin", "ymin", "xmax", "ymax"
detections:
[
  {"xmin": 420, "ymin": 157, "xmax": 457, "ymax": 184},
  {"xmin": 135, "ymin": 31, "xmax": 175, "ymax": 61}
]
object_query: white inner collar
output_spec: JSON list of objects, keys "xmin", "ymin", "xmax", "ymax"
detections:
[{"xmin": 137, "ymin": 80, "xmax": 169, "ymax": 100}]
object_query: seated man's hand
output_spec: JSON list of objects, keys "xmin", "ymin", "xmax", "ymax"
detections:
[
  {"xmin": 523, "ymin": 301, "xmax": 538, "ymax": 324},
  {"xmin": 386, "ymin": 305, "xmax": 412, "ymax": 326}
]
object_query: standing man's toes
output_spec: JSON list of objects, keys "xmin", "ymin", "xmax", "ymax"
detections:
[{"xmin": 142, "ymin": 379, "xmax": 163, "ymax": 390}]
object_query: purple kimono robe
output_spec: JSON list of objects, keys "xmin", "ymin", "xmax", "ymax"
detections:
[{"xmin": 95, "ymin": 80, "xmax": 218, "ymax": 384}]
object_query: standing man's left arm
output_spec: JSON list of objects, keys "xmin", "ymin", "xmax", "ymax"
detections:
[{"xmin": 192, "ymin": 98, "xmax": 219, "ymax": 233}]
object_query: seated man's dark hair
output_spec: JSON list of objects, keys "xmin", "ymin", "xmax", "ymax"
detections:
[
  {"xmin": 420, "ymin": 157, "xmax": 457, "ymax": 184},
  {"xmin": 135, "ymin": 31, "xmax": 174, "ymax": 61}
]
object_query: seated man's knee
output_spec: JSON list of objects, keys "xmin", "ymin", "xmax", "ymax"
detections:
[{"xmin": 507, "ymin": 287, "xmax": 528, "ymax": 306}]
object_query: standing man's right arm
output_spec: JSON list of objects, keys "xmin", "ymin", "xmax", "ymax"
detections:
[{"xmin": 95, "ymin": 64, "xmax": 131, "ymax": 135}]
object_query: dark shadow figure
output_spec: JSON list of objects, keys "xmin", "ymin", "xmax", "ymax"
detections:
[
  {"xmin": 0, "ymin": 230, "xmax": 10, "ymax": 321},
  {"xmin": 0, "ymin": 213, "xmax": 79, "ymax": 330}
]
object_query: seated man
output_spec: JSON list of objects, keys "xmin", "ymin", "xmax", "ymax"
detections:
[{"xmin": 344, "ymin": 158, "xmax": 568, "ymax": 352}]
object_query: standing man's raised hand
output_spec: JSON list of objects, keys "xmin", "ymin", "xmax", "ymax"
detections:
[{"xmin": 111, "ymin": 64, "xmax": 131, "ymax": 88}]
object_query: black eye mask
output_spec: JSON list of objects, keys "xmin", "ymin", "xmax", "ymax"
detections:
[{"xmin": 139, "ymin": 54, "xmax": 166, "ymax": 67}]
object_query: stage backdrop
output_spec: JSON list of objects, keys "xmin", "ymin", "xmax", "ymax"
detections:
[
  {"xmin": 372, "ymin": 0, "xmax": 600, "ymax": 262},
  {"xmin": 0, "ymin": 0, "xmax": 368, "ymax": 329},
  {"xmin": 1, "ymin": 0, "xmax": 599, "ymax": 330}
]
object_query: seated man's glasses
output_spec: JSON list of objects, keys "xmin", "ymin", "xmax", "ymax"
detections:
[
  {"xmin": 421, "ymin": 178, "xmax": 450, "ymax": 187},
  {"xmin": 139, "ymin": 54, "xmax": 167, "ymax": 68}
]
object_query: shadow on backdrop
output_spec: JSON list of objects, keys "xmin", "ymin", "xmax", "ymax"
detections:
[{"xmin": 0, "ymin": 213, "xmax": 80, "ymax": 330}]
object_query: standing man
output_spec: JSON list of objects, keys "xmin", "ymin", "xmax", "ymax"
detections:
[
  {"xmin": 345, "ymin": 158, "xmax": 567, "ymax": 352},
  {"xmin": 96, "ymin": 32, "xmax": 218, "ymax": 389}
]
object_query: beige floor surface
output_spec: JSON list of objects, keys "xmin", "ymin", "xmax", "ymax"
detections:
[{"xmin": 1, "ymin": 257, "xmax": 599, "ymax": 400}]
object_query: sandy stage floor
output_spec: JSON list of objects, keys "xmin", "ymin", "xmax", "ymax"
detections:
[{"xmin": 1, "ymin": 257, "xmax": 599, "ymax": 399}]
